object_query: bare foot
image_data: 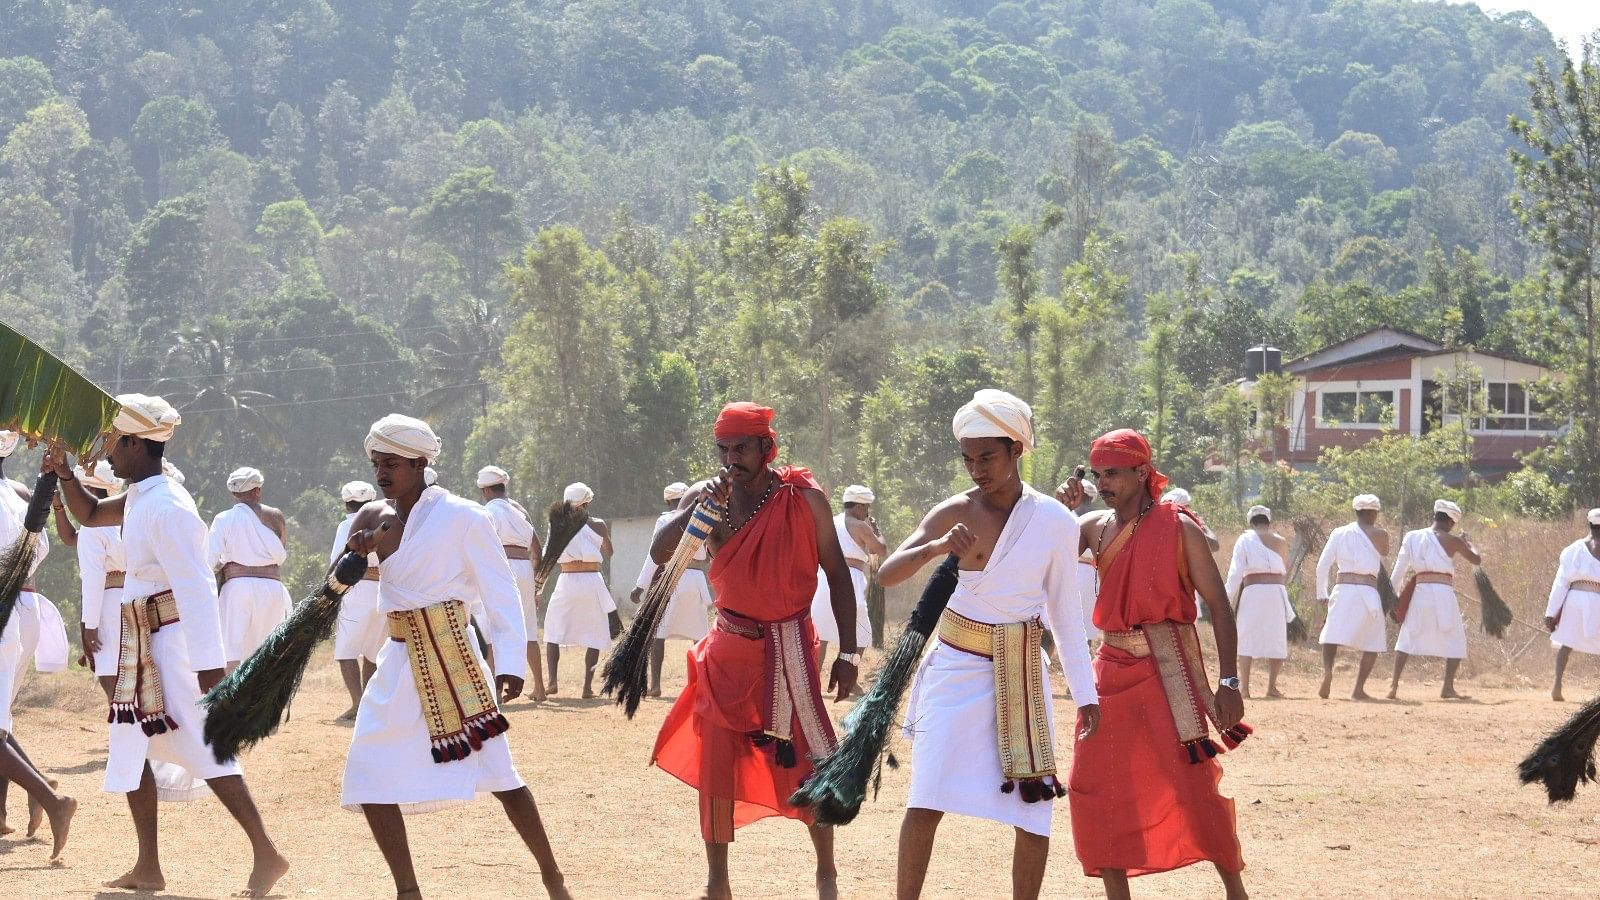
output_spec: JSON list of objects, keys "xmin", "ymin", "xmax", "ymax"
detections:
[
  {"xmin": 581, "ymin": 688, "xmax": 596, "ymax": 700},
  {"xmin": 1318, "ymin": 675, "xmax": 1332, "ymax": 699},
  {"xmin": 0, "ymin": 820, "xmax": 13, "ymax": 836},
  {"xmin": 1242, "ymin": 690, "xmax": 1253, "ymax": 700},
  {"xmin": 48, "ymin": 794, "xmax": 76, "ymax": 860},
  {"xmin": 693, "ymin": 883, "xmax": 733, "ymax": 900},
  {"xmin": 547, "ymin": 682, "xmax": 559, "ymax": 696},
  {"xmin": 1441, "ymin": 689, "xmax": 1467, "ymax": 700},
  {"xmin": 1352, "ymin": 689, "xmax": 1374, "ymax": 701},
  {"xmin": 1553, "ymin": 687, "xmax": 1565, "ymax": 702},
  {"xmin": 234, "ymin": 849, "xmax": 290, "ymax": 897},
  {"xmin": 649, "ymin": 688, "xmax": 663, "ymax": 698},
  {"xmin": 105, "ymin": 866, "xmax": 167, "ymax": 891},
  {"xmin": 1386, "ymin": 686, "xmax": 1399, "ymax": 700},
  {"xmin": 1266, "ymin": 688, "xmax": 1285, "ymax": 699},
  {"xmin": 544, "ymin": 873, "xmax": 573, "ymax": 900},
  {"xmin": 817, "ymin": 866, "xmax": 839, "ymax": 900},
  {"xmin": 335, "ymin": 706, "xmax": 358, "ymax": 722}
]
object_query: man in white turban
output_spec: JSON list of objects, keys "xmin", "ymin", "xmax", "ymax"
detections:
[
  {"xmin": 1544, "ymin": 509, "xmax": 1600, "ymax": 700},
  {"xmin": 1224, "ymin": 506, "xmax": 1293, "ymax": 698},
  {"xmin": 1160, "ymin": 487, "xmax": 1220, "ymax": 552},
  {"xmin": 46, "ymin": 393, "xmax": 288, "ymax": 893},
  {"xmin": 1055, "ymin": 477, "xmax": 1102, "ymax": 642},
  {"xmin": 0, "ymin": 429, "xmax": 73, "ymax": 850},
  {"xmin": 340, "ymin": 415, "xmax": 569, "ymax": 898},
  {"xmin": 206, "ymin": 467, "xmax": 291, "ymax": 670},
  {"xmin": 631, "ymin": 480, "xmax": 714, "ymax": 697},
  {"xmin": 331, "ymin": 480, "xmax": 385, "ymax": 719},
  {"xmin": 810, "ymin": 484, "xmax": 886, "ymax": 671},
  {"xmin": 542, "ymin": 482, "xmax": 614, "ymax": 698},
  {"xmin": 876, "ymin": 388, "xmax": 1098, "ymax": 894},
  {"xmin": 1388, "ymin": 498, "xmax": 1480, "ymax": 699},
  {"xmin": 477, "ymin": 465, "xmax": 547, "ymax": 703},
  {"xmin": 1315, "ymin": 494, "xmax": 1390, "ymax": 699}
]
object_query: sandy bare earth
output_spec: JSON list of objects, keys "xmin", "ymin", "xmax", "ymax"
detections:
[{"xmin": 3, "ymin": 646, "xmax": 1600, "ymax": 899}]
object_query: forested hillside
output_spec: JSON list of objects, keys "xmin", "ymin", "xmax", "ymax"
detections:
[{"xmin": 0, "ymin": 0, "xmax": 1585, "ymax": 548}]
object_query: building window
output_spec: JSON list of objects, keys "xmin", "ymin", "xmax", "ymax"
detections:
[
  {"xmin": 1485, "ymin": 381, "xmax": 1558, "ymax": 432},
  {"xmin": 1319, "ymin": 390, "xmax": 1395, "ymax": 427}
]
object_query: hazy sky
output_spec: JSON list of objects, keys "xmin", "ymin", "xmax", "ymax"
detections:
[{"xmin": 1445, "ymin": 0, "xmax": 1598, "ymax": 57}]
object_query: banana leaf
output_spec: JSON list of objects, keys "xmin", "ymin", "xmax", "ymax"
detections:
[{"xmin": 0, "ymin": 320, "xmax": 120, "ymax": 460}]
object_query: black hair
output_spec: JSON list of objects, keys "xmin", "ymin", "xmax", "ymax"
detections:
[
  {"xmin": 844, "ymin": 501, "xmax": 865, "ymax": 510},
  {"xmin": 140, "ymin": 437, "xmax": 166, "ymax": 459},
  {"xmin": 1249, "ymin": 514, "xmax": 1270, "ymax": 527},
  {"xmin": 345, "ymin": 500, "xmax": 365, "ymax": 512}
]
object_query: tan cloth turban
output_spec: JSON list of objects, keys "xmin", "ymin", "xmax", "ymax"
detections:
[{"xmin": 113, "ymin": 394, "xmax": 181, "ymax": 442}]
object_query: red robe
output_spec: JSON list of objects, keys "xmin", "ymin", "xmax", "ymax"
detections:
[
  {"xmin": 1069, "ymin": 501, "xmax": 1245, "ymax": 877},
  {"xmin": 652, "ymin": 466, "xmax": 830, "ymax": 841}
]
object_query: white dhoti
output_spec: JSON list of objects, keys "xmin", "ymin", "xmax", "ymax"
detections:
[
  {"xmin": 810, "ymin": 566, "xmax": 870, "ymax": 648},
  {"xmin": 510, "ymin": 558, "xmax": 539, "ymax": 642},
  {"xmin": 1395, "ymin": 583, "xmax": 1468, "ymax": 659},
  {"xmin": 0, "ymin": 614, "xmax": 20, "ymax": 735},
  {"xmin": 340, "ymin": 629, "xmax": 523, "ymax": 814},
  {"xmin": 92, "ymin": 587, "xmax": 128, "ymax": 675},
  {"xmin": 219, "ymin": 576, "xmax": 291, "ymax": 663},
  {"xmin": 1553, "ymin": 588, "xmax": 1600, "ymax": 655},
  {"xmin": 655, "ymin": 569, "xmax": 711, "ymax": 641},
  {"xmin": 1235, "ymin": 584, "xmax": 1293, "ymax": 660},
  {"xmin": 903, "ymin": 640, "xmax": 1056, "ymax": 836},
  {"xmin": 104, "ymin": 622, "xmax": 241, "ymax": 802},
  {"xmin": 333, "ymin": 580, "xmax": 386, "ymax": 663},
  {"xmin": 544, "ymin": 571, "xmax": 614, "ymax": 650},
  {"xmin": 1319, "ymin": 583, "xmax": 1387, "ymax": 653}
]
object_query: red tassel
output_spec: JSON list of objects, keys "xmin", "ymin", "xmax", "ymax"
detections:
[
  {"xmin": 467, "ymin": 731, "xmax": 483, "ymax": 751},
  {"xmin": 431, "ymin": 746, "xmax": 445, "ymax": 764},
  {"xmin": 1052, "ymin": 779, "xmax": 1067, "ymax": 799},
  {"xmin": 165, "ymin": 715, "xmax": 179, "ymax": 732},
  {"xmin": 1019, "ymin": 779, "xmax": 1042, "ymax": 803},
  {"xmin": 1185, "ymin": 742, "xmax": 1201, "ymax": 764},
  {"xmin": 1000, "ymin": 780, "xmax": 1015, "ymax": 794},
  {"xmin": 1201, "ymin": 739, "xmax": 1219, "ymax": 758}
]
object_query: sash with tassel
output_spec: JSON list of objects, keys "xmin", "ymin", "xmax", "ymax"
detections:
[
  {"xmin": 109, "ymin": 590, "xmax": 181, "ymax": 735},
  {"xmin": 387, "ymin": 599, "xmax": 509, "ymax": 763}
]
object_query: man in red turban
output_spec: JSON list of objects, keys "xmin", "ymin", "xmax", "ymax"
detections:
[
  {"xmin": 649, "ymin": 402, "xmax": 860, "ymax": 899},
  {"xmin": 1058, "ymin": 428, "xmax": 1250, "ymax": 899}
]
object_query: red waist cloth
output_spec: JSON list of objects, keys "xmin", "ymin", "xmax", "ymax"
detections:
[
  {"xmin": 651, "ymin": 466, "xmax": 831, "ymax": 841},
  {"xmin": 1068, "ymin": 643, "xmax": 1244, "ymax": 877}
]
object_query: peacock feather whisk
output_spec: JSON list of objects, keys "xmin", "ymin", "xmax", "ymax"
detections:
[{"xmin": 1521, "ymin": 694, "xmax": 1600, "ymax": 803}]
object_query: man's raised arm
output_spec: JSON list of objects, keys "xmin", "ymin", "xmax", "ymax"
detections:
[
  {"xmin": 43, "ymin": 451, "xmax": 125, "ymax": 527},
  {"xmin": 878, "ymin": 500, "xmax": 971, "ymax": 588}
]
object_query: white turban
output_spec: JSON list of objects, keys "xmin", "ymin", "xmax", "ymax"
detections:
[
  {"xmin": 663, "ymin": 481, "xmax": 689, "ymax": 503},
  {"xmin": 341, "ymin": 481, "xmax": 376, "ymax": 503},
  {"xmin": 1247, "ymin": 505, "xmax": 1271, "ymax": 522},
  {"xmin": 1352, "ymin": 494, "xmax": 1382, "ymax": 511},
  {"xmin": 0, "ymin": 430, "xmax": 16, "ymax": 457},
  {"xmin": 477, "ymin": 465, "xmax": 509, "ymax": 488},
  {"xmin": 1434, "ymin": 499, "xmax": 1462, "ymax": 522},
  {"xmin": 1081, "ymin": 480, "xmax": 1099, "ymax": 501},
  {"xmin": 77, "ymin": 460, "xmax": 119, "ymax": 491},
  {"xmin": 1163, "ymin": 487, "xmax": 1192, "ymax": 506},
  {"xmin": 564, "ymin": 482, "xmax": 594, "ymax": 506},
  {"xmin": 952, "ymin": 389, "xmax": 1034, "ymax": 454},
  {"xmin": 842, "ymin": 484, "xmax": 875, "ymax": 505},
  {"xmin": 423, "ymin": 466, "xmax": 438, "ymax": 487},
  {"xmin": 364, "ymin": 414, "xmax": 442, "ymax": 462},
  {"xmin": 1589, "ymin": 508, "xmax": 1600, "ymax": 526},
  {"xmin": 226, "ymin": 466, "xmax": 264, "ymax": 493},
  {"xmin": 113, "ymin": 393, "xmax": 181, "ymax": 442},
  {"xmin": 162, "ymin": 459, "xmax": 185, "ymax": 485}
]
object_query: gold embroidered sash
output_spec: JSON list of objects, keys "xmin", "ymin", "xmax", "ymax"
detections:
[
  {"xmin": 387, "ymin": 600, "xmax": 509, "ymax": 763},
  {"xmin": 715, "ymin": 607, "xmax": 837, "ymax": 767},
  {"xmin": 1103, "ymin": 621, "xmax": 1254, "ymax": 763},
  {"xmin": 937, "ymin": 608, "xmax": 1062, "ymax": 801},
  {"xmin": 109, "ymin": 591, "xmax": 181, "ymax": 735}
]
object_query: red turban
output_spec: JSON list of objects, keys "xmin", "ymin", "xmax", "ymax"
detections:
[
  {"xmin": 714, "ymin": 402, "xmax": 779, "ymax": 464},
  {"xmin": 1088, "ymin": 428, "xmax": 1169, "ymax": 500}
]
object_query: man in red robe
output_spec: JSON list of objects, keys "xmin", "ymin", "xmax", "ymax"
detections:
[
  {"xmin": 650, "ymin": 402, "xmax": 860, "ymax": 900},
  {"xmin": 1058, "ymin": 429, "xmax": 1249, "ymax": 899}
]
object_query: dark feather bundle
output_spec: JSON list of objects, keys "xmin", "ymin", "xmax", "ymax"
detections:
[
  {"xmin": 1475, "ymin": 567, "xmax": 1513, "ymax": 639},
  {"xmin": 0, "ymin": 472, "xmax": 57, "ymax": 636},
  {"xmin": 1376, "ymin": 566, "xmax": 1399, "ymax": 617},
  {"xmin": 1286, "ymin": 606, "xmax": 1309, "ymax": 644},
  {"xmin": 602, "ymin": 499, "xmax": 722, "ymax": 718},
  {"xmin": 535, "ymin": 501, "xmax": 590, "ymax": 585},
  {"xmin": 790, "ymin": 555, "xmax": 959, "ymax": 826},
  {"xmin": 202, "ymin": 550, "xmax": 370, "ymax": 763},
  {"xmin": 1520, "ymin": 694, "xmax": 1600, "ymax": 803}
]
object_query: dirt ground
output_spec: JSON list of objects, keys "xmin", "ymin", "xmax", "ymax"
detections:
[{"xmin": 4, "ymin": 642, "xmax": 1600, "ymax": 900}]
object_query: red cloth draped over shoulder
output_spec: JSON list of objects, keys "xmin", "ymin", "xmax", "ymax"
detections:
[
  {"xmin": 1071, "ymin": 498, "xmax": 1244, "ymax": 878},
  {"xmin": 652, "ymin": 465, "xmax": 827, "ymax": 840},
  {"xmin": 1092, "ymin": 500, "xmax": 1203, "ymax": 632}
]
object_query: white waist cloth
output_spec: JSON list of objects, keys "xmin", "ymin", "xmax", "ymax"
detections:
[
  {"xmin": 334, "ymin": 580, "xmax": 386, "ymax": 663},
  {"xmin": 104, "ymin": 617, "xmax": 242, "ymax": 801},
  {"xmin": 1553, "ymin": 585, "xmax": 1600, "ymax": 655},
  {"xmin": 1395, "ymin": 582, "xmax": 1467, "ymax": 659},
  {"xmin": 1319, "ymin": 583, "xmax": 1387, "ymax": 653},
  {"xmin": 0, "ymin": 613, "xmax": 22, "ymax": 734},
  {"xmin": 901, "ymin": 638, "xmax": 1057, "ymax": 836},
  {"xmin": 509, "ymin": 558, "xmax": 540, "ymax": 641},
  {"xmin": 341, "ymin": 624, "xmax": 523, "ymax": 814},
  {"xmin": 3, "ymin": 591, "xmax": 71, "ymax": 732},
  {"xmin": 1075, "ymin": 561, "xmax": 1099, "ymax": 640},
  {"xmin": 656, "ymin": 568, "xmax": 712, "ymax": 641},
  {"xmin": 219, "ymin": 576, "xmax": 292, "ymax": 663},
  {"xmin": 544, "ymin": 571, "xmax": 615, "ymax": 650},
  {"xmin": 92, "ymin": 587, "xmax": 128, "ymax": 676},
  {"xmin": 810, "ymin": 566, "xmax": 869, "ymax": 647},
  {"xmin": 1236, "ymin": 583, "xmax": 1294, "ymax": 660}
]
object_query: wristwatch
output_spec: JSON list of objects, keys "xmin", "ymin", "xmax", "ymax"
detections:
[
  {"xmin": 1217, "ymin": 676, "xmax": 1241, "ymax": 692},
  {"xmin": 836, "ymin": 651, "xmax": 862, "ymax": 666}
]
